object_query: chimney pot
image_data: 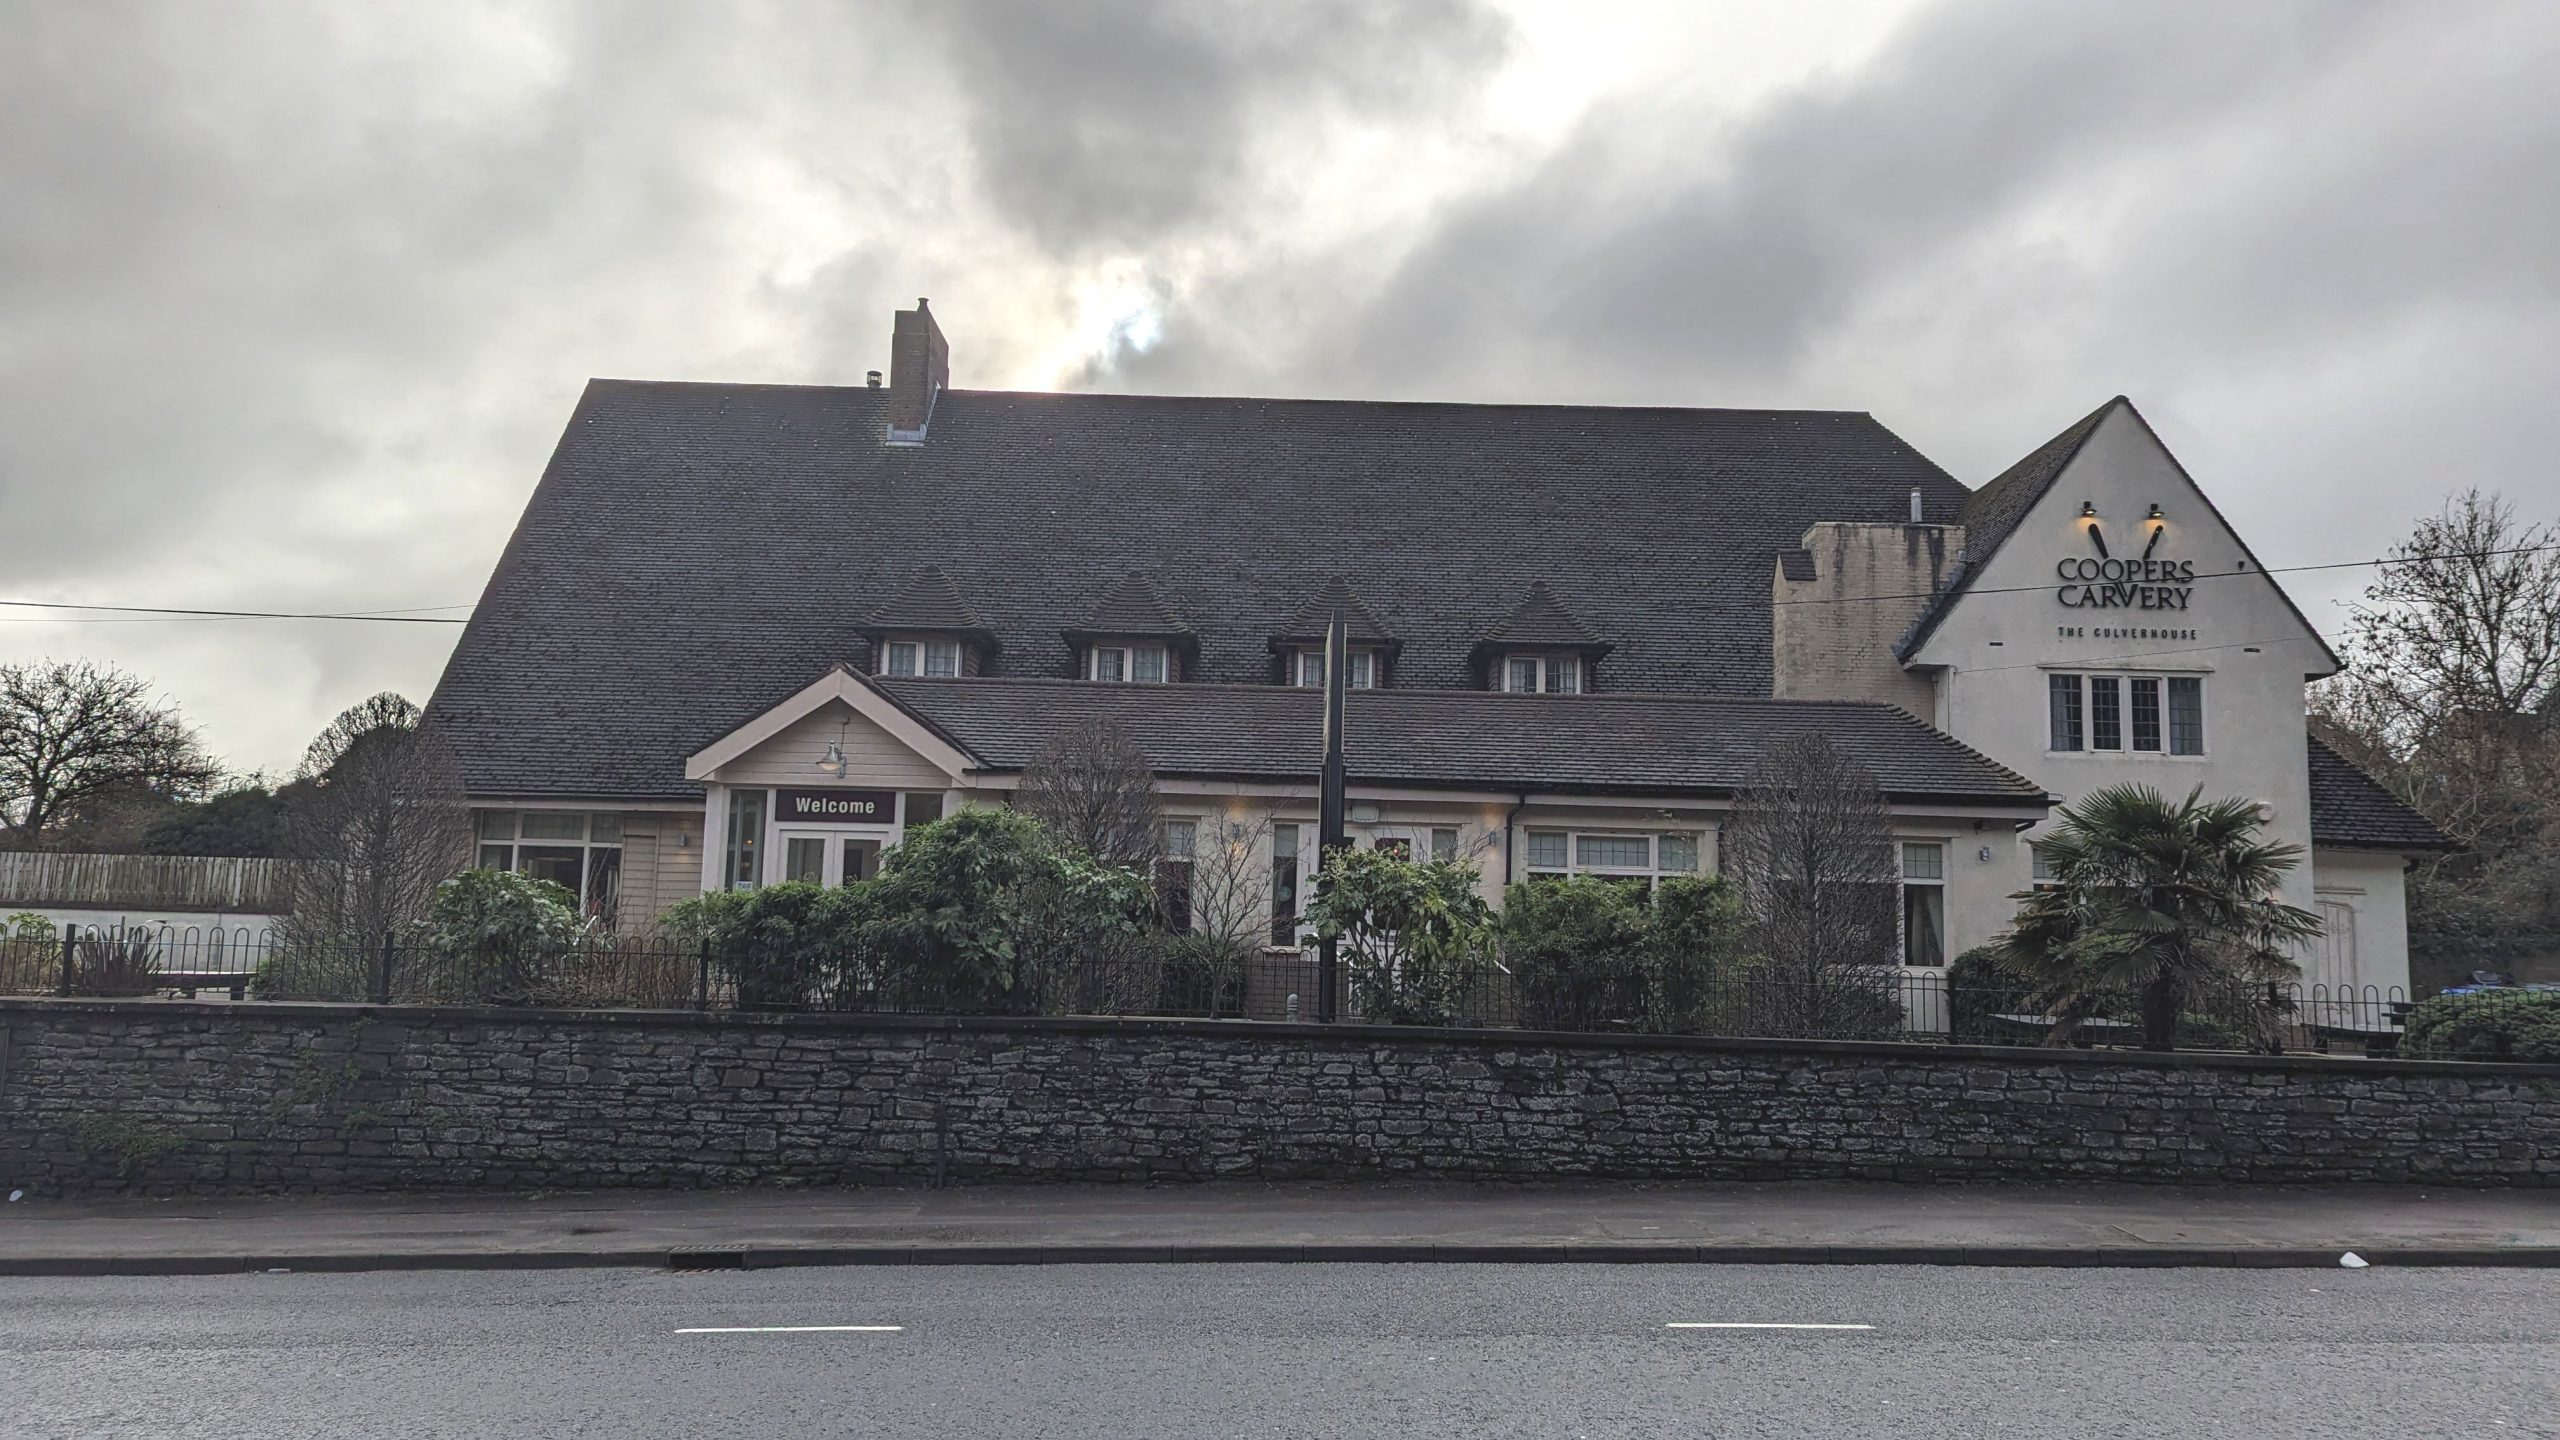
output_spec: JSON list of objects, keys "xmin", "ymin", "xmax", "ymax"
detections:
[
  {"xmin": 1908, "ymin": 487, "xmax": 1924, "ymax": 523},
  {"xmin": 866, "ymin": 370, "xmax": 882, "ymax": 389}
]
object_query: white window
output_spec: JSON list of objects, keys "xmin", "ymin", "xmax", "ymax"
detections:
[
  {"xmin": 1294, "ymin": 649, "xmax": 1376, "ymax": 688},
  {"xmin": 1900, "ymin": 842, "xmax": 1946, "ymax": 967},
  {"xmin": 1521, "ymin": 828, "xmax": 1702, "ymax": 886},
  {"xmin": 474, "ymin": 809, "xmax": 624, "ymax": 924},
  {"xmin": 1157, "ymin": 819, "xmax": 1197, "ymax": 931},
  {"xmin": 924, "ymin": 641, "xmax": 960, "ymax": 678},
  {"xmin": 1500, "ymin": 654, "xmax": 1581, "ymax": 694},
  {"xmin": 1090, "ymin": 644, "xmax": 1171, "ymax": 683},
  {"xmin": 884, "ymin": 641, "xmax": 920, "ymax": 677},
  {"xmin": 882, "ymin": 639, "xmax": 959, "ymax": 679},
  {"xmin": 2049, "ymin": 673, "xmax": 2204, "ymax": 756}
]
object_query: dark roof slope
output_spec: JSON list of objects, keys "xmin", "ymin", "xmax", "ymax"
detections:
[
  {"xmin": 872, "ymin": 676, "xmax": 2048, "ymax": 805},
  {"xmin": 428, "ymin": 382, "xmax": 1966, "ymax": 798},
  {"xmin": 859, "ymin": 564, "xmax": 993, "ymax": 640},
  {"xmin": 2306, "ymin": 736, "xmax": 2457, "ymax": 852},
  {"xmin": 1896, "ymin": 397, "xmax": 2118, "ymax": 660}
]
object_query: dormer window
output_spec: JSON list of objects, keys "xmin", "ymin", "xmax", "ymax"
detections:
[
  {"xmin": 1089, "ymin": 643, "xmax": 1170, "ymax": 683},
  {"xmin": 1293, "ymin": 649, "xmax": 1376, "ymax": 689},
  {"xmin": 1502, "ymin": 654, "xmax": 1581, "ymax": 694},
  {"xmin": 882, "ymin": 639, "xmax": 961, "ymax": 679}
]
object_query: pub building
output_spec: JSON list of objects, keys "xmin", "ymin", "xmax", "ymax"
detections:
[{"xmin": 430, "ymin": 300, "xmax": 2449, "ymax": 1005}]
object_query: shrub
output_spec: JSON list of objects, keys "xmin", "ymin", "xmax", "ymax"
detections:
[
  {"xmin": 1, "ymin": 913, "xmax": 57, "ymax": 994},
  {"xmin": 701, "ymin": 881, "xmax": 851, "ymax": 1009},
  {"xmin": 1301, "ymin": 846, "xmax": 1496, "ymax": 1027},
  {"xmin": 71, "ymin": 930, "xmax": 161, "ymax": 997},
  {"xmin": 1501, "ymin": 877, "xmax": 1651, "ymax": 1031},
  {"xmin": 1946, "ymin": 945, "xmax": 2040, "ymax": 1044},
  {"xmin": 422, "ymin": 867, "xmax": 585, "ymax": 1004},
  {"xmin": 1644, "ymin": 874, "xmax": 1755, "ymax": 1032},
  {"xmin": 846, "ymin": 808, "xmax": 1150, "ymax": 1015},
  {"xmin": 2402, "ymin": 989, "xmax": 2560, "ymax": 1063},
  {"xmin": 1156, "ymin": 932, "xmax": 1250, "ymax": 1018}
]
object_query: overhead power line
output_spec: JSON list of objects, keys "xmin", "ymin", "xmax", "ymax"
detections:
[{"xmin": 0, "ymin": 538, "xmax": 2551, "ymax": 626}]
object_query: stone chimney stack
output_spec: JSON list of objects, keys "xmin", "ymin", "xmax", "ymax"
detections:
[
  {"xmin": 885, "ymin": 298, "xmax": 949, "ymax": 446},
  {"xmin": 1770, "ymin": 520, "xmax": 1965, "ymax": 714}
]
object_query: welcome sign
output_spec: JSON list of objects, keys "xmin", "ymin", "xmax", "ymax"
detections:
[{"xmin": 774, "ymin": 788, "xmax": 895, "ymax": 823}]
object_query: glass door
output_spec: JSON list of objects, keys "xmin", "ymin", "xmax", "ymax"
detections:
[{"xmin": 772, "ymin": 829, "xmax": 888, "ymax": 886}]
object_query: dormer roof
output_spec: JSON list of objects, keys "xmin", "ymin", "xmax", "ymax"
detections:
[
  {"xmin": 1060, "ymin": 572, "xmax": 1198, "ymax": 660},
  {"xmin": 857, "ymin": 564, "xmax": 999, "ymax": 650},
  {"xmin": 1269, "ymin": 576, "xmax": 1400, "ymax": 656},
  {"xmin": 1469, "ymin": 581, "xmax": 1614, "ymax": 666}
]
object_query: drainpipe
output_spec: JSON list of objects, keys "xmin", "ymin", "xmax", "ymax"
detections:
[{"xmin": 1501, "ymin": 792, "xmax": 1531, "ymax": 885}]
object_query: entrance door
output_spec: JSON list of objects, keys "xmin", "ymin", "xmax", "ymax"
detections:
[{"xmin": 773, "ymin": 829, "xmax": 888, "ymax": 886}]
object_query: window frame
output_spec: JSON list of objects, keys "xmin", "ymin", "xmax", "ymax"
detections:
[
  {"xmin": 1294, "ymin": 648, "xmax": 1377, "ymax": 689},
  {"xmin": 474, "ymin": 808, "xmax": 626, "ymax": 924},
  {"xmin": 1500, "ymin": 653, "xmax": 1584, "ymax": 694},
  {"xmin": 2048, "ymin": 671, "xmax": 2205, "ymax": 757},
  {"xmin": 1898, "ymin": 841, "xmax": 1947, "ymax": 969},
  {"xmin": 1520, "ymin": 827, "xmax": 1704, "ymax": 886},
  {"xmin": 1089, "ymin": 643, "xmax": 1172, "ymax": 683}
]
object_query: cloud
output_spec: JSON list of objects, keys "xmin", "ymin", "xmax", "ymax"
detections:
[{"xmin": 1, "ymin": 0, "xmax": 2553, "ymax": 774}]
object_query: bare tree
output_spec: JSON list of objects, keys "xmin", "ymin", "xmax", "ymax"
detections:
[
  {"xmin": 0, "ymin": 660, "xmax": 221, "ymax": 849},
  {"xmin": 2313, "ymin": 490, "xmax": 2560, "ymax": 975},
  {"xmin": 1719, "ymin": 734, "xmax": 1904, "ymax": 1038},
  {"xmin": 278, "ymin": 693, "xmax": 470, "ymax": 949},
  {"xmin": 1015, "ymin": 720, "xmax": 1163, "ymax": 870}
]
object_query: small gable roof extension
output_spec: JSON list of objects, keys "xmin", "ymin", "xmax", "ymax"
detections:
[
  {"xmin": 2306, "ymin": 735, "xmax": 2457, "ymax": 852},
  {"xmin": 1271, "ymin": 576, "xmax": 1398, "ymax": 654},
  {"xmin": 858, "ymin": 565, "xmax": 998, "ymax": 648},
  {"xmin": 1470, "ymin": 581, "xmax": 1613, "ymax": 665}
]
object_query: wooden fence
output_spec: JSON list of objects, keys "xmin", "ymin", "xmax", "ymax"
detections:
[{"xmin": 0, "ymin": 852, "xmax": 290, "ymax": 913}]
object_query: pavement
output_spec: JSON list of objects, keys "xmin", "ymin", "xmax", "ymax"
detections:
[
  {"xmin": 3, "ymin": 1179, "xmax": 2556, "ymax": 1275},
  {"xmin": 8, "ymin": 1263, "xmax": 2558, "ymax": 1437}
]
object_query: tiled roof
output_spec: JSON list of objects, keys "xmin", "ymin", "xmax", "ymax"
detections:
[
  {"xmin": 2306, "ymin": 736, "xmax": 2457, "ymax": 852},
  {"xmin": 859, "ymin": 564, "xmax": 994, "ymax": 642},
  {"xmin": 427, "ymin": 382, "xmax": 1965, "ymax": 798},
  {"xmin": 871, "ymin": 675, "xmax": 2048, "ymax": 806},
  {"xmin": 1896, "ymin": 397, "xmax": 2118, "ymax": 660},
  {"xmin": 1272, "ymin": 576, "xmax": 1397, "ymax": 650}
]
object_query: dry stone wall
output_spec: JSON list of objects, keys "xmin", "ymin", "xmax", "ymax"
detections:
[{"xmin": 2, "ymin": 999, "xmax": 2554, "ymax": 1195}]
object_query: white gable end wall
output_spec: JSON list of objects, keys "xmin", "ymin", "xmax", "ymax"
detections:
[{"xmin": 1912, "ymin": 404, "xmax": 2335, "ymax": 929}]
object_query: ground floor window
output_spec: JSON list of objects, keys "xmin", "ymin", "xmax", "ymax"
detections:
[
  {"xmin": 1900, "ymin": 841, "xmax": 1945, "ymax": 967},
  {"xmin": 723, "ymin": 790, "xmax": 766, "ymax": 890},
  {"xmin": 1156, "ymin": 818, "xmax": 1196, "ymax": 931},
  {"xmin": 475, "ymin": 810, "xmax": 623, "ymax": 924},
  {"xmin": 1270, "ymin": 823, "xmax": 1301, "ymax": 945},
  {"xmin": 1522, "ymin": 828, "xmax": 1700, "ymax": 886}
]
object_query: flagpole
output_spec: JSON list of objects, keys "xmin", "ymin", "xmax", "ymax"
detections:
[{"xmin": 1316, "ymin": 603, "xmax": 1348, "ymax": 1023}]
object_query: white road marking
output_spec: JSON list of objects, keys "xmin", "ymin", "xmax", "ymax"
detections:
[
  {"xmin": 674, "ymin": 1325, "xmax": 905, "ymax": 1335},
  {"xmin": 1664, "ymin": 1323, "xmax": 1873, "ymax": 1331}
]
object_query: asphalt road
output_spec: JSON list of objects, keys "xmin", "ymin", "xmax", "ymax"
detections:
[{"xmin": 3, "ymin": 1264, "xmax": 2554, "ymax": 1439}]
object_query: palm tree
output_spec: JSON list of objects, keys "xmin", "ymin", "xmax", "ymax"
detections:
[{"xmin": 2000, "ymin": 785, "xmax": 2320, "ymax": 1049}]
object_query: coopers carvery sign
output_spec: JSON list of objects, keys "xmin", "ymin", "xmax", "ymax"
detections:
[{"xmin": 2056, "ymin": 511, "xmax": 2195, "ymax": 611}]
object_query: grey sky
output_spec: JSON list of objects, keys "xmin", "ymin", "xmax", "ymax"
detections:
[{"xmin": 3, "ymin": 0, "xmax": 2554, "ymax": 775}]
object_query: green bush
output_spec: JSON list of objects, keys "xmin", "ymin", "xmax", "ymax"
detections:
[
  {"xmin": 422, "ymin": 867, "xmax": 585, "ymax": 1004},
  {"xmin": 1946, "ymin": 945, "xmax": 2040, "ymax": 1044},
  {"xmin": 1, "ymin": 913, "xmax": 58, "ymax": 994},
  {"xmin": 70, "ymin": 930, "xmax": 162, "ymax": 997},
  {"xmin": 846, "ymin": 808, "xmax": 1150, "ymax": 1015},
  {"xmin": 1497, "ymin": 874, "xmax": 1754, "ymax": 1033},
  {"xmin": 1157, "ymin": 932, "xmax": 1250, "ymax": 1018},
  {"xmin": 701, "ymin": 881, "xmax": 851, "ymax": 1009},
  {"xmin": 1301, "ymin": 846, "xmax": 1496, "ymax": 1027},
  {"xmin": 2402, "ymin": 989, "xmax": 2560, "ymax": 1063}
]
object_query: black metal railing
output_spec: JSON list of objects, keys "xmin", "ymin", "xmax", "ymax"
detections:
[{"xmin": 0, "ymin": 922, "xmax": 2440, "ymax": 1057}]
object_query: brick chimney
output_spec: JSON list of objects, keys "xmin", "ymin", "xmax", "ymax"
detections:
[{"xmin": 885, "ymin": 298, "xmax": 949, "ymax": 446}]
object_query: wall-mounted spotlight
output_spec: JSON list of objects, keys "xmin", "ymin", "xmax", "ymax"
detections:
[
  {"xmin": 2080, "ymin": 500, "xmax": 2097, "ymax": 518},
  {"xmin": 2147, "ymin": 503, "xmax": 2164, "ymax": 520}
]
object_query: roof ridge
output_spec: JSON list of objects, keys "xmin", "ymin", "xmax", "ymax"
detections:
[
  {"xmin": 871, "ymin": 673, "xmax": 1939, "ymax": 712},
  {"xmin": 583, "ymin": 375, "xmax": 1883, "ymax": 420}
]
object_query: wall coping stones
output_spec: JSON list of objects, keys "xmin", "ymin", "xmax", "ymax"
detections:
[{"xmin": 6, "ymin": 996, "xmax": 2555, "ymax": 1082}]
